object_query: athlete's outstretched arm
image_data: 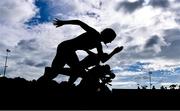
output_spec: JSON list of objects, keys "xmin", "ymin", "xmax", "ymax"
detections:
[
  {"xmin": 100, "ymin": 46, "xmax": 123, "ymax": 63},
  {"xmin": 53, "ymin": 18, "xmax": 96, "ymax": 32}
]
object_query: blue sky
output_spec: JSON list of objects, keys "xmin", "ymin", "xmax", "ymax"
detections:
[
  {"xmin": 27, "ymin": 0, "xmax": 52, "ymax": 25},
  {"xmin": 0, "ymin": 0, "xmax": 180, "ymax": 89}
]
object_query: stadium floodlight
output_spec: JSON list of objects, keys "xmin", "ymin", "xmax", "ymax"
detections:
[
  {"xmin": 149, "ymin": 71, "xmax": 152, "ymax": 89},
  {"xmin": 3, "ymin": 49, "xmax": 11, "ymax": 77}
]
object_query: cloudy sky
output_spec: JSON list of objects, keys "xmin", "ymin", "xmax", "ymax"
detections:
[{"xmin": 0, "ymin": 0, "xmax": 180, "ymax": 89}]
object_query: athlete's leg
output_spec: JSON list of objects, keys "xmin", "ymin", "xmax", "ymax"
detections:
[
  {"xmin": 38, "ymin": 42, "xmax": 67, "ymax": 81},
  {"xmin": 66, "ymin": 51, "xmax": 86, "ymax": 85}
]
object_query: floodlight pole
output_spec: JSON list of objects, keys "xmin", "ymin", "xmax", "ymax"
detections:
[
  {"xmin": 149, "ymin": 71, "xmax": 152, "ymax": 89},
  {"xmin": 3, "ymin": 49, "xmax": 10, "ymax": 77}
]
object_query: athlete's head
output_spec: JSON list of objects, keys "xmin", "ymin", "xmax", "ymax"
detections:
[{"xmin": 100, "ymin": 28, "xmax": 116, "ymax": 44}]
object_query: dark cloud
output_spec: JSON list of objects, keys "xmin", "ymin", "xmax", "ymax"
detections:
[
  {"xmin": 149, "ymin": 0, "xmax": 170, "ymax": 8},
  {"xmin": 85, "ymin": 11, "xmax": 100, "ymax": 19},
  {"xmin": 115, "ymin": 39, "xmax": 161, "ymax": 61},
  {"xmin": 16, "ymin": 39, "xmax": 39, "ymax": 51},
  {"xmin": 35, "ymin": 61, "xmax": 48, "ymax": 67},
  {"xmin": 145, "ymin": 35, "xmax": 160, "ymax": 48},
  {"xmin": 175, "ymin": 0, "xmax": 180, "ymax": 3},
  {"xmin": 87, "ymin": 0, "xmax": 103, "ymax": 10},
  {"xmin": 0, "ymin": 43, "xmax": 7, "ymax": 52},
  {"xmin": 23, "ymin": 59, "xmax": 36, "ymax": 66},
  {"xmin": 16, "ymin": 59, "xmax": 36, "ymax": 66},
  {"xmin": 17, "ymin": 58, "xmax": 48, "ymax": 67},
  {"xmin": 116, "ymin": 0, "xmax": 144, "ymax": 13},
  {"xmin": 116, "ymin": 45, "xmax": 155, "ymax": 60},
  {"xmin": 164, "ymin": 28, "xmax": 180, "ymax": 36},
  {"xmin": 139, "ymin": 28, "xmax": 180, "ymax": 60},
  {"xmin": 0, "ymin": 43, "xmax": 5, "ymax": 48},
  {"xmin": 175, "ymin": 67, "xmax": 180, "ymax": 73},
  {"xmin": 159, "ymin": 40, "xmax": 180, "ymax": 59},
  {"xmin": 175, "ymin": 18, "xmax": 180, "ymax": 24},
  {"xmin": 127, "ymin": 45, "xmax": 140, "ymax": 52},
  {"xmin": 126, "ymin": 62, "xmax": 150, "ymax": 72},
  {"xmin": 125, "ymin": 36, "xmax": 134, "ymax": 43},
  {"xmin": 164, "ymin": 28, "xmax": 180, "ymax": 42},
  {"xmin": 163, "ymin": 28, "xmax": 180, "ymax": 60}
]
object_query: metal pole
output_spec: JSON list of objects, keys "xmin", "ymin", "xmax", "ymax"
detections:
[
  {"xmin": 3, "ymin": 49, "xmax": 10, "ymax": 77},
  {"xmin": 149, "ymin": 71, "xmax": 152, "ymax": 89}
]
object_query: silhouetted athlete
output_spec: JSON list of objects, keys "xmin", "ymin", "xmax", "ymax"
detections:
[{"xmin": 38, "ymin": 19, "xmax": 123, "ymax": 85}]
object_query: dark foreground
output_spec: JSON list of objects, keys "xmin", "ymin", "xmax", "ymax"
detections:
[{"xmin": 0, "ymin": 77, "xmax": 179, "ymax": 110}]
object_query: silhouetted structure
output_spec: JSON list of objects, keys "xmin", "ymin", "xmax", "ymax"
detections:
[
  {"xmin": 137, "ymin": 86, "xmax": 140, "ymax": 89},
  {"xmin": 0, "ymin": 77, "xmax": 180, "ymax": 109},
  {"xmin": 38, "ymin": 53, "xmax": 117, "ymax": 95},
  {"xmin": 78, "ymin": 64, "xmax": 115, "ymax": 95},
  {"xmin": 169, "ymin": 84, "xmax": 177, "ymax": 90},
  {"xmin": 148, "ymin": 71, "xmax": 152, "ymax": 89},
  {"xmin": 152, "ymin": 85, "xmax": 156, "ymax": 90},
  {"xmin": 137, "ymin": 84, "xmax": 140, "ymax": 89},
  {"xmin": 141, "ymin": 85, "xmax": 148, "ymax": 89},
  {"xmin": 38, "ymin": 19, "xmax": 123, "ymax": 91},
  {"xmin": 3, "ymin": 49, "xmax": 11, "ymax": 76},
  {"xmin": 160, "ymin": 86, "xmax": 165, "ymax": 90}
]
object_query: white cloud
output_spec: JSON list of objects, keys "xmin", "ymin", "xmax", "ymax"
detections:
[
  {"xmin": 0, "ymin": 0, "xmax": 37, "ymax": 24},
  {"xmin": 140, "ymin": 58, "xmax": 180, "ymax": 72},
  {"xmin": 111, "ymin": 81, "xmax": 137, "ymax": 89}
]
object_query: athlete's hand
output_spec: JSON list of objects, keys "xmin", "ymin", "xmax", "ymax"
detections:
[
  {"xmin": 114, "ymin": 46, "xmax": 123, "ymax": 54},
  {"xmin": 53, "ymin": 18, "xmax": 64, "ymax": 27}
]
